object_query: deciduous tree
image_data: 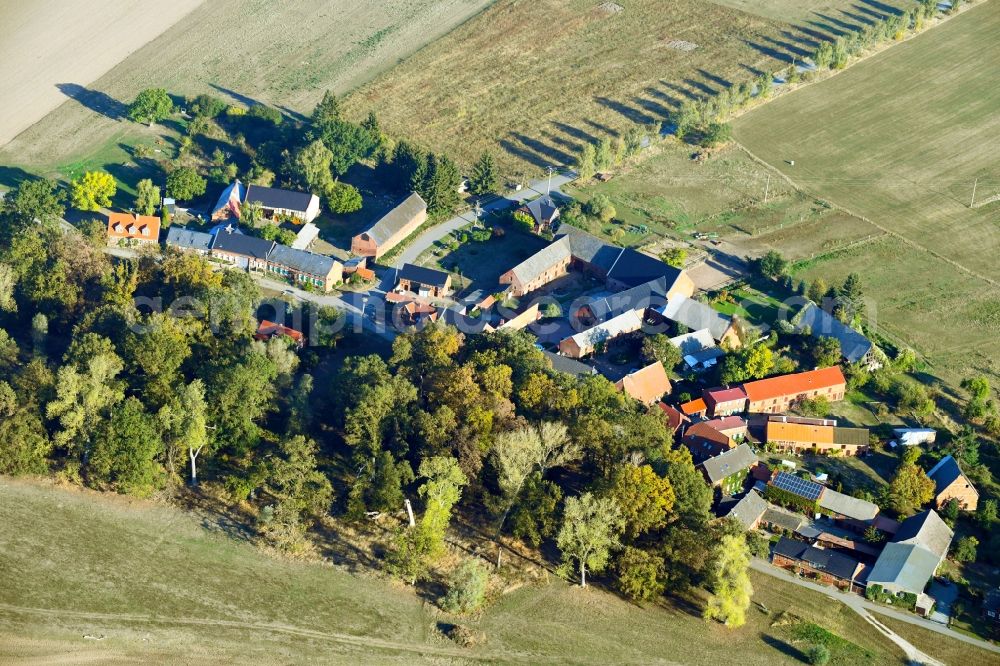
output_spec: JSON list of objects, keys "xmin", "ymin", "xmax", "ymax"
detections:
[
  {"xmin": 127, "ymin": 88, "xmax": 173, "ymax": 124},
  {"xmin": 166, "ymin": 167, "xmax": 207, "ymax": 201},
  {"xmin": 134, "ymin": 178, "xmax": 160, "ymax": 216},
  {"xmin": 607, "ymin": 464, "xmax": 675, "ymax": 539},
  {"xmin": 70, "ymin": 171, "xmax": 116, "ymax": 211},
  {"xmin": 557, "ymin": 492, "xmax": 624, "ymax": 587},
  {"xmin": 703, "ymin": 534, "xmax": 753, "ymax": 628}
]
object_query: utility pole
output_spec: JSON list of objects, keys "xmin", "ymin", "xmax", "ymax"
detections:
[
  {"xmin": 970, "ymin": 177, "xmax": 978, "ymax": 208},
  {"xmin": 763, "ymin": 174, "xmax": 771, "ymax": 205},
  {"xmin": 547, "ymin": 165, "xmax": 554, "ymax": 194}
]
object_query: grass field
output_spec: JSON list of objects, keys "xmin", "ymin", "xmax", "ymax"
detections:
[
  {"xmin": 0, "ymin": 0, "xmax": 494, "ymax": 184},
  {"xmin": 731, "ymin": 1, "xmax": 1000, "ymax": 386},
  {"xmin": 0, "ymin": 476, "xmax": 937, "ymax": 664},
  {"xmin": 875, "ymin": 614, "xmax": 1000, "ymax": 665},
  {"xmin": 345, "ymin": 0, "xmax": 887, "ymax": 177}
]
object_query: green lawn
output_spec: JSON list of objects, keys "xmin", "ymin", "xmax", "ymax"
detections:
[{"xmin": 0, "ymin": 477, "xmax": 923, "ymax": 664}]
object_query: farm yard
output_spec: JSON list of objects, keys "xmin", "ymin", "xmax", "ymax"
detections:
[
  {"xmin": 344, "ymin": 0, "xmax": 910, "ymax": 178},
  {"xmin": 732, "ymin": 0, "xmax": 1000, "ymax": 387},
  {"xmin": 0, "ymin": 0, "xmax": 494, "ymax": 185}
]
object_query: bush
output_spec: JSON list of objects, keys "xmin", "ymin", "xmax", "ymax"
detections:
[
  {"xmin": 440, "ymin": 558, "xmax": 489, "ymax": 614},
  {"xmin": 512, "ymin": 210, "xmax": 534, "ymax": 232},
  {"xmin": 188, "ymin": 94, "xmax": 226, "ymax": 118},
  {"xmin": 806, "ymin": 644, "xmax": 830, "ymax": 666},
  {"xmin": 248, "ymin": 104, "xmax": 282, "ymax": 125}
]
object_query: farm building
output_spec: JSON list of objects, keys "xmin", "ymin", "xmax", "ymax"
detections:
[
  {"xmin": 797, "ymin": 303, "xmax": 880, "ymax": 368},
  {"xmin": 765, "ymin": 416, "xmax": 869, "ymax": 456},
  {"xmin": 543, "ymin": 350, "xmax": 597, "ymax": 378},
  {"xmin": 660, "ymin": 295, "xmax": 741, "ymax": 348},
  {"xmin": 699, "ymin": 443, "xmax": 757, "ymax": 494},
  {"xmin": 211, "ymin": 180, "xmax": 247, "ymax": 220},
  {"xmin": 497, "ymin": 302, "xmax": 541, "ymax": 331},
  {"xmin": 106, "ymin": 212, "xmax": 160, "ymax": 247},
  {"xmin": 558, "ymin": 309, "xmax": 643, "ymax": 358},
  {"xmin": 614, "ymin": 361, "xmax": 671, "ymax": 404},
  {"xmin": 926, "ymin": 455, "xmax": 979, "ymax": 511},
  {"xmin": 771, "ymin": 537, "xmax": 866, "ymax": 593},
  {"xmin": 725, "ymin": 489, "xmax": 768, "ymax": 530},
  {"xmin": 576, "ymin": 276, "xmax": 671, "ymax": 325},
  {"xmin": 351, "ymin": 192, "xmax": 427, "ymax": 260},
  {"xmin": 867, "ymin": 510, "xmax": 952, "ymax": 607},
  {"xmin": 394, "ymin": 263, "xmax": 452, "ymax": 298},
  {"xmin": 670, "ymin": 329, "xmax": 725, "ymax": 372},
  {"xmin": 892, "ymin": 428, "xmax": 936, "ymax": 447},
  {"xmin": 211, "ymin": 180, "xmax": 321, "ymax": 223},
  {"xmin": 742, "ymin": 366, "xmax": 847, "ymax": 414}
]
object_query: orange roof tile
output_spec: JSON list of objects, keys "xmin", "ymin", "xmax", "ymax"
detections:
[
  {"xmin": 658, "ymin": 402, "xmax": 690, "ymax": 430},
  {"xmin": 766, "ymin": 420, "xmax": 835, "ymax": 445},
  {"xmin": 742, "ymin": 366, "xmax": 846, "ymax": 403},
  {"xmin": 680, "ymin": 398, "xmax": 707, "ymax": 415},
  {"xmin": 616, "ymin": 361, "xmax": 671, "ymax": 404},
  {"xmin": 255, "ymin": 320, "xmax": 304, "ymax": 343}
]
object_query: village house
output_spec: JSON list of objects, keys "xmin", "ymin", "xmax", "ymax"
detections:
[
  {"xmin": 658, "ymin": 402, "xmax": 690, "ymax": 436},
  {"xmin": 764, "ymin": 471, "xmax": 881, "ymax": 531},
  {"xmin": 699, "ymin": 443, "xmax": 757, "ymax": 495},
  {"xmin": 254, "ymin": 320, "xmax": 305, "ymax": 348},
  {"xmin": 681, "ymin": 416, "xmax": 746, "ymax": 462},
  {"xmin": 660, "ymin": 295, "xmax": 741, "ymax": 348},
  {"xmin": 725, "ymin": 489, "xmax": 768, "ymax": 530},
  {"xmin": 543, "ymin": 350, "xmax": 597, "ymax": 378},
  {"xmin": 386, "ymin": 292, "xmax": 439, "ymax": 328},
  {"xmin": 867, "ymin": 510, "xmax": 953, "ymax": 611},
  {"xmin": 703, "ymin": 386, "xmax": 748, "ymax": 417},
  {"xmin": 679, "ymin": 397, "xmax": 708, "ymax": 420},
  {"xmin": 742, "ymin": 365, "xmax": 847, "ymax": 414},
  {"xmin": 765, "ymin": 415, "xmax": 870, "ymax": 456},
  {"xmin": 771, "ymin": 536, "xmax": 867, "ymax": 593},
  {"xmin": 106, "ymin": 212, "xmax": 160, "ymax": 247},
  {"xmin": 164, "ymin": 226, "xmax": 213, "ymax": 254},
  {"xmin": 394, "ymin": 263, "xmax": 452, "ymax": 298},
  {"xmin": 211, "ymin": 180, "xmax": 321, "ymax": 223},
  {"xmin": 266, "ymin": 244, "xmax": 343, "ymax": 292},
  {"xmin": 614, "ymin": 360, "xmax": 671, "ymax": 404},
  {"xmin": 926, "ymin": 455, "xmax": 979, "ymax": 511},
  {"xmin": 517, "ymin": 195, "xmax": 560, "ymax": 234},
  {"xmin": 351, "ymin": 192, "xmax": 427, "ymax": 260},
  {"xmin": 797, "ymin": 303, "xmax": 880, "ymax": 369},
  {"xmin": 210, "ymin": 228, "xmax": 275, "ymax": 272},
  {"xmin": 497, "ymin": 302, "xmax": 541, "ymax": 331},
  {"xmin": 575, "ymin": 276, "xmax": 671, "ymax": 326}
]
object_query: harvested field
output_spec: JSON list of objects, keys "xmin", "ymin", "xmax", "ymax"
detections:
[
  {"xmin": 0, "ymin": 0, "xmax": 494, "ymax": 180},
  {"xmin": 732, "ymin": 1, "xmax": 1000, "ymax": 385},
  {"xmin": 0, "ymin": 0, "xmax": 204, "ymax": 148},
  {"xmin": 345, "ymin": 0, "xmax": 797, "ymax": 176}
]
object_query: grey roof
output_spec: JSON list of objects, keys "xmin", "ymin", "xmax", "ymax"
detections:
[
  {"xmin": 523, "ymin": 195, "xmax": 559, "ymax": 224},
  {"xmin": 797, "ymin": 303, "xmax": 873, "ymax": 363},
  {"xmin": 700, "ymin": 443, "xmax": 757, "ymax": 485},
  {"xmin": 362, "ymin": 192, "xmax": 427, "ymax": 245},
  {"xmin": 542, "ymin": 350, "xmax": 597, "ymax": 377},
  {"xmin": 926, "ymin": 455, "xmax": 975, "ymax": 498},
  {"xmin": 165, "ymin": 226, "xmax": 213, "ymax": 252},
  {"xmin": 557, "ymin": 225, "xmax": 622, "ymax": 273},
  {"xmin": 267, "ymin": 245, "xmax": 337, "ymax": 276},
  {"xmin": 508, "ymin": 236, "xmax": 572, "ymax": 285},
  {"xmin": 818, "ymin": 489, "xmax": 879, "ymax": 521},
  {"xmin": 563, "ymin": 309, "xmax": 643, "ymax": 351},
  {"xmin": 211, "ymin": 228, "xmax": 275, "ymax": 259},
  {"xmin": 398, "ymin": 263, "xmax": 450, "ymax": 288},
  {"xmin": 662, "ymin": 295, "xmax": 734, "ymax": 341},
  {"xmin": 440, "ymin": 307, "xmax": 493, "ymax": 334},
  {"xmin": 608, "ymin": 248, "xmax": 683, "ymax": 289},
  {"xmin": 867, "ymin": 542, "xmax": 941, "ymax": 593},
  {"xmin": 761, "ymin": 506, "xmax": 805, "ymax": 532},
  {"xmin": 893, "ymin": 509, "xmax": 953, "ymax": 560},
  {"xmin": 773, "ymin": 537, "xmax": 861, "ymax": 581},
  {"xmin": 670, "ymin": 328, "xmax": 716, "ymax": 355},
  {"xmin": 244, "ymin": 184, "xmax": 314, "ymax": 212},
  {"xmin": 585, "ymin": 277, "xmax": 669, "ymax": 322},
  {"xmin": 727, "ymin": 490, "xmax": 768, "ymax": 530}
]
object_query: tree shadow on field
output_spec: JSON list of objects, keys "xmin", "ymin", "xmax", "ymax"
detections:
[
  {"xmin": 595, "ymin": 96, "xmax": 656, "ymax": 125},
  {"xmin": 56, "ymin": 83, "xmax": 127, "ymax": 120},
  {"xmin": 508, "ymin": 132, "xmax": 575, "ymax": 167},
  {"xmin": 209, "ymin": 84, "xmax": 264, "ymax": 109},
  {"xmin": 813, "ymin": 12, "xmax": 867, "ymax": 34},
  {"xmin": 0, "ymin": 165, "xmax": 37, "ymax": 189},
  {"xmin": 696, "ymin": 69, "xmax": 733, "ymax": 91},
  {"xmin": 806, "ymin": 19, "xmax": 851, "ymax": 38},
  {"xmin": 761, "ymin": 634, "xmax": 808, "ymax": 662},
  {"xmin": 682, "ymin": 78, "xmax": 719, "ymax": 98},
  {"xmin": 551, "ymin": 121, "xmax": 600, "ymax": 146},
  {"xmin": 660, "ymin": 80, "xmax": 704, "ymax": 102},
  {"xmin": 745, "ymin": 40, "xmax": 795, "ymax": 64},
  {"xmin": 852, "ymin": 3, "xmax": 892, "ymax": 21},
  {"xmin": 857, "ymin": 0, "xmax": 904, "ymax": 16}
]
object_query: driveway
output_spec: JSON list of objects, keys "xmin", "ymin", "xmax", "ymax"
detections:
[
  {"xmin": 389, "ymin": 170, "xmax": 576, "ymax": 269},
  {"xmin": 926, "ymin": 580, "xmax": 958, "ymax": 625}
]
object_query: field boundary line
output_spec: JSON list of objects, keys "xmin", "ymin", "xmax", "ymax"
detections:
[{"xmin": 735, "ymin": 143, "xmax": 1000, "ymax": 289}]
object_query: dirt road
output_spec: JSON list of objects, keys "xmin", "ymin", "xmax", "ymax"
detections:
[{"xmin": 0, "ymin": 0, "xmax": 204, "ymax": 148}]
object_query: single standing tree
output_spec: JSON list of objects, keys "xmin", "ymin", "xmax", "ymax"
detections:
[
  {"xmin": 952, "ymin": 536, "xmax": 978, "ymax": 563},
  {"xmin": 166, "ymin": 167, "xmax": 207, "ymax": 201},
  {"xmin": 134, "ymin": 178, "xmax": 160, "ymax": 216},
  {"xmin": 325, "ymin": 181, "xmax": 363, "ymax": 214},
  {"xmin": 557, "ymin": 492, "xmax": 625, "ymax": 587},
  {"xmin": 469, "ymin": 152, "xmax": 499, "ymax": 195},
  {"xmin": 703, "ymin": 534, "xmax": 753, "ymax": 628},
  {"xmin": 576, "ymin": 144, "xmax": 596, "ymax": 180},
  {"xmin": 70, "ymin": 171, "xmax": 117, "ymax": 211},
  {"xmin": 888, "ymin": 461, "xmax": 935, "ymax": 516},
  {"xmin": 756, "ymin": 250, "xmax": 788, "ymax": 280},
  {"xmin": 127, "ymin": 88, "xmax": 173, "ymax": 124},
  {"xmin": 606, "ymin": 464, "xmax": 675, "ymax": 539},
  {"xmin": 178, "ymin": 380, "xmax": 209, "ymax": 485}
]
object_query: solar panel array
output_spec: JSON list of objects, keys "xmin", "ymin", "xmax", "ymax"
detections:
[{"xmin": 772, "ymin": 472, "xmax": 823, "ymax": 501}]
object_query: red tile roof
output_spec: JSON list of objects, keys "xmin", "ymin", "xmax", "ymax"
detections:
[
  {"xmin": 704, "ymin": 416, "xmax": 747, "ymax": 433},
  {"xmin": 742, "ymin": 366, "xmax": 846, "ymax": 403},
  {"xmin": 255, "ymin": 320, "xmax": 304, "ymax": 343},
  {"xmin": 658, "ymin": 403, "xmax": 690, "ymax": 431},
  {"xmin": 704, "ymin": 386, "xmax": 747, "ymax": 405}
]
